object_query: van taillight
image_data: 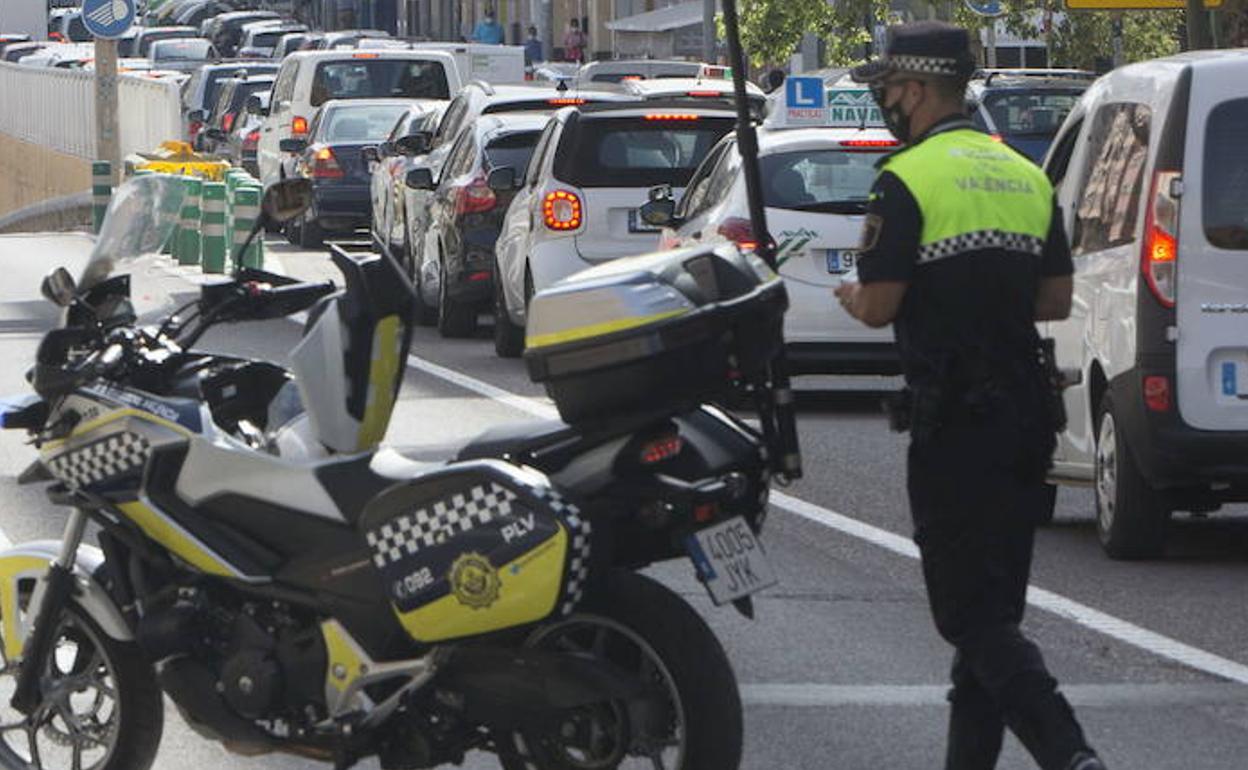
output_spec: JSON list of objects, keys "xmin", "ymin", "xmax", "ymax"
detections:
[
  {"xmin": 291, "ymin": 115, "xmax": 309, "ymax": 136},
  {"xmin": 1144, "ymin": 375, "xmax": 1171, "ymax": 412},
  {"xmin": 543, "ymin": 190, "xmax": 582, "ymax": 230},
  {"xmin": 1142, "ymin": 170, "xmax": 1181, "ymax": 309}
]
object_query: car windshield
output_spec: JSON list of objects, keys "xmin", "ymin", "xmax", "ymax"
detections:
[
  {"xmin": 139, "ymin": 31, "xmax": 195, "ymax": 56},
  {"xmin": 975, "ymin": 89, "xmax": 1082, "ymax": 137},
  {"xmin": 555, "ymin": 116, "xmax": 735, "ymax": 188},
  {"xmin": 250, "ymin": 30, "xmax": 287, "ymax": 48},
  {"xmin": 153, "ymin": 39, "xmax": 215, "ymax": 61},
  {"xmin": 1204, "ymin": 98, "xmax": 1248, "ymax": 250},
  {"xmin": 484, "ymin": 131, "xmax": 542, "ymax": 171},
  {"xmin": 759, "ymin": 149, "xmax": 882, "ymax": 214},
  {"xmin": 311, "ymin": 59, "xmax": 450, "ymax": 106},
  {"xmin": 320, "ymin": 104, "xmax": 411, "ymax": 142}
]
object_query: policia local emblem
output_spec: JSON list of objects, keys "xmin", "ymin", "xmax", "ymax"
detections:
[{"xmin": 450, "ymin": 552, "xmax": 501, "ymax": 609}]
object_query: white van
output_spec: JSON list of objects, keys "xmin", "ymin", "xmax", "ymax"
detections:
[
  {"xmin": 258, "ymin": 49, "xmax": 462, "ymax": 187},
  {"xmin": 1042, "ymin": 50, "xmax": 1248, "ymax": 559},
  {"xmin": 359, "ymin": 41, "xmax": 526, "ymax": 85}
]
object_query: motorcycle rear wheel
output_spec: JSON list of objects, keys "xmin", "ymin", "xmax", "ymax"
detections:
[
  {"xmin": 0, "ymin": 603, "xmax": 162, "ymax": 770},
  {"xmin": 500, "ymin": 570, "xmax": 743, "ymax": 770}
]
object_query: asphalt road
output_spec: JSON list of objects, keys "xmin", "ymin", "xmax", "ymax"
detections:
[{"xmin": 2, "ymin": 232, "xmax": 1248, "ymax": 769}]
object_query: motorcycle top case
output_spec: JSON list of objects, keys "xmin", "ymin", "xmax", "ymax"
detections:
[
  {"xmin": 358, "ymin": 460, "xmax": 591, "ymax": 644},
  {"xmin": 524, "ymin": 244, "xmax": 787, "ymax": 423}
]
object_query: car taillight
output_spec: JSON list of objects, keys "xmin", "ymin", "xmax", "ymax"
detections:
[
  {"xmin": 718, "ymin": 217, "xmax": 761, "ymax": 251},
  {"xmin": 222, "ymin": 112, "xmax": 235, "ymax": 133},
  {"xmin": 310, "ymin": 146, "xmax": 344, "ymax": 179},
  {"xmin": 543, "ymin": 190, "xmax": 582, "ymax": 231},
  {"xmin": 839, "ymin": 139, "xmax": 898, "ymax": 149},
  {"xmin": 291, "ymin": 115, "xmax": 308, "ymax": 136},
  {"xmin": 1141, "ymin": 170, "xmax": 1180, "ymax": 309},
  {"xmin": 644, "ymin": 113, "xmax": 700, "ymax": 121},
  {"xmin": 1144, "ymin": 375, "xmax": 1171, "ymax": 412},
  {"xmin": 548, "ymin": 97, "xmax": 587, "ymax": 106},
  {"xmin": 455, "ymin": 176, "xmax": 497, "ymax": 215},
  {"xmin": 189, "ymin": 120, "xmax": 203, "ymax": 138},
  {"xmin": 687, "ymin": 90, "xmax": 722, "ymax": 98},
  {"xmin": 640, "ymin": 434, "xmax": 683, "ymax": 465},
  {"xmin": 243, "ymin": 129, "xmax": 260, "ymax": 151}
]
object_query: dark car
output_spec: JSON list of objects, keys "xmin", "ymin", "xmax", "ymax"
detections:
[
  {"xmin": 283, "ymin": 99, "xmax": 414, "ymax": 247},
  {"xmin": 369, "ymin": 103, "xmax": 446, "ymax": 269},
  {"xmin": 967, "ymin": 72, "xmax": 1092, "ymax": 163},
  {"xmin": 183, "ymin": 61, "xmax": 280, "ymax": 144},
  {"xmin": 173, "ymin": 1, "xmax": 235, "ymax": 29},
  {"xmin": 206, "ymin": 10, "xmax": 281, "ymax": 57},
  {"xmin": 408, "ymin": 113, "xmax": 550, "ymax": 337},
  {"xmin": 200, "ymin": 75, "xmax": 276, "ymax": 154},
  {"xmin": 237, "ymin": 23, "xmax": 307, "ymax": 58}
]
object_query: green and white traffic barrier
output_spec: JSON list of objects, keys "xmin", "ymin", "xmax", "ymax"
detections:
[
  {"xmin": 201, "ymin": 182, "xmax": 227, "ymax": 274},
  {"xmin": 232, "ymin": 185, "xmax": 262, "ymax": 271},
  {"xmin": 176, "ymin": 177, "xmax": 203, "ymax": 267},
  {"xmin": 92, "ymin": 161, "xmax": 112, "ymax": 235}
]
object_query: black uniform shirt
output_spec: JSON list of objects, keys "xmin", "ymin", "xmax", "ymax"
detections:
[{"xmin": 856, "ymin": 117, "xmax": 1074, "ymax": 389}]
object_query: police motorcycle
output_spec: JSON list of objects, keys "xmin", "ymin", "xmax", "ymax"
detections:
[{"xmin": 0, "ymin": 141, "xmax": 798, "ymax": 769}]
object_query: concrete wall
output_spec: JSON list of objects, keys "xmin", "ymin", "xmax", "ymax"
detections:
[{"xmin": 0, "ymin": 132, "xmax": 90, "ymax": 222}]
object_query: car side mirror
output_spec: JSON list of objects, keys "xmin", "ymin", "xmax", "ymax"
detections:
[
  {"xmin": 204, "ymin": 128, "xmax": 226, "ymax": 141},
  {"xmin": 246, "ymin": 95, "xmax": 268, "ymax": 116},
  {"xmin": 41, "ymin": 268, "xmax": 76, "ymax": 307},
  {"xmin": 361, "ymin": 145, "xmax": 380, "ymax": 164},
  {"xmin": 396, "ymin": 131, "xmax": 432, "ymax": 156},
  {"xmin": 647, "ymin": 183, "xmax": 674, "ymax": 202},
  {"xmin": 640, "ymin": 198, "xmax": 677, "ymax": 228},
  {"xmin": 405, "ymin": 167, "xmax": 435, "ymax": 190},
  {"xmin": 487, "ymin": 166, "xmax": 517, "ymax": 191},
  {"xmin": 279, "ymin": 137, "xmax": 307, "ymax": 153},
  {"xmin": 261, "ymin": 178, "xmax": 314, "ymax": 223},
  {"xmin": 186, "ymin": 108, "xmax": 206, "ymax": 123}
]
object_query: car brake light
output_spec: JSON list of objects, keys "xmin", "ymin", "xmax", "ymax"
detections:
[
  {"xmin": 352, "ymin": 52, "xmax": 380, "ymax": 59},
  {"xmin": 543, "ymin": 190, "xmax": 582, "ymax": 230},
  {"xmin": 839, "ymin": 139, "xmax": 898, "ymax": 149},
  {"xmin": 548, "ymin": 97, "xmax": 587, "ymax": 106},
  {"xmin": 687, "ymin": 90, "xmax": 722, "ymax": 98},
  {"xmin": 222, "ymin": 112, "xmax": 235, "ymax": 133},
  {"xmin": 311, "ymin": 146, "xmax": 344, "ymax": 179},
  {"xmin": 291, "ymin": 115, "xmax": 308, "ymax": 136},
  {"xmin": 644, "ymin": 113, "xmax": 700, "ymax": 121},
  {"xmin": 243, "ymin": 129, "xmax": 260, "ymax": 151},
  {"xmin": 718, "ymin": 217, "xmax": 763, "ymax": 251},
  {"xmin": 189, "ymin": 120, "xmax": 203, "ymax": 138},
  {"xmin": 1141, "ymin": 170, "xmax": 1180, "ymax": 309},
  {"xmin": 640, "ymin": 434, "xmax": 683, "ymax": 465},
  {"xmin": 1144, "ymin": 375, "xmax": 1171, "ymax": 412},
  {"xmin": 621, "ymin": 75, "xmax": 643, "ymax": 81},
  {"xmin": 455, "ymin": 176, "xmax": 497, "ymax": 215}
]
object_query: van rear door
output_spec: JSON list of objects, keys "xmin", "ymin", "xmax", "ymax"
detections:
[{"xmin": 1175, "ymin": 60, "xmax": 1248, "ymax": 430}]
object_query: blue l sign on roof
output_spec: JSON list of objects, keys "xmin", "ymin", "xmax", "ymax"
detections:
[
  {"xmin": 782, "ymin": 76, "xmax": 826, "ymax": 127},
  {"xmin": 82, "ymin": 0, "xmax": 136, "ymax": 40}
]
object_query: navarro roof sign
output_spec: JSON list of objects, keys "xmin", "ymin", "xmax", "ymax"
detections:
[{"xmin": 826, "ymin": 89, "xmax": 884, "ymax": 129}]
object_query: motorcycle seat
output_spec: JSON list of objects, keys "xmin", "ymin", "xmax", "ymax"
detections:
[{"xmin": 456, "ymin": 418, "xmax": 573, "ymax": 461}]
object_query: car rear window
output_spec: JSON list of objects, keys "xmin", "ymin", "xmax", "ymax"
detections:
[
  {"xmin": 484, "ymin": 131, "xmax": 542, "ymax": 172},
  {"xmin": 153, "ymin": 39, "xmax": 215, "ymax": 61},
  {"xmin": 974, "ymin": 90, "xmax": 1082, "ymax": 137},
  {"xmin": 760, "ymin": 149, "xmax": 882, "ymax": 214},
  {"xmin": 554, "ymin": 116, "xmax": 735, "ymax": 188},
  {"xmin": 1203, "ymin": 98, "xmax": 1248, "ymax": 250},
  {"xmin": 320, "ymin": 105, "xmax": 411, "ymax": 142},
  {"xmin": 311, "ymin": 59, "xmax": 450, "ymax": 106},
  {"xmin": 250, "ymin": 30, "xmax": 286, "ymax": 48},
  {"xmin": 201, "ymin": 66, "xmax": 275, "ymax": 109}
]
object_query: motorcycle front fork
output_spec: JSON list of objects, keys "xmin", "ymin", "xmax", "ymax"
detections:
[{"xmin": 10, "ymin": 508, "xmax": 89, "ymax": 715}]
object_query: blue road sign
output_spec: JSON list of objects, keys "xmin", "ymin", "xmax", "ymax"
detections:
[
  {"xmin": 82, "ymin": 0, "xmax": 136, "ymax": 40},
  {"xmin": 785, "ymin": 77, "xmax": 826, "ymax": 111},
  {"xmin": 964, "ymin": 0, "xmax": 1004, "ymax": 15}
]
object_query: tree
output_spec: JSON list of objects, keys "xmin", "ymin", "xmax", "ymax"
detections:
[{"xmin": 724, "ymin": 0, "xmax": 891, "ymax": 69}]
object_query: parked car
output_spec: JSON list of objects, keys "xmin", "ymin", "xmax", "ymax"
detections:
[
  {"xmin": 309, "ymin": 29, "xmax": 392, "ymax": 50},
  {"xmin": 967, "ymin": 71, "xmax": 1092, "ymax": 162},
  {"xmin": 273, "ymin": 31, "xmax": 319, "ymax": 59},
  {"xmin": 237, "ymin": 22, "xmax": 306, "ymax": 58},
  {"xmin": 134, "ymin": 27, "xmax": 199, "ymax": 58},
  {"xmin": 3, "ymin": 42, "xmax": 44, "ymax": 63},
  {"xmin": 405, "ymin": 113, "xmax": 550, "ymax": 340},
  {"xmin": 15, "ymin": 42, "xmax": 94, "ymax": 68},
  {"xmin": 206, "ymin": 10, "xmax": 281, "ymax": 57},
  {"xmin": 369, "ymin": 103, "xmax": 447, "ymax": 273},
  {"xmin": 492, "ymin": 102, "xmax": 738, "ymax": 353},
  {"xmin": 47, "ymin": 10, "xmax": 89, "ymax": 43},
  {"xmin": 647, "ymin": 125, "xmax": 901, "ymax": 374},
  {"xmin": 199, "ymin": 74, "xmax": 276, "ymax": 154},
  {"xmin": 183, "ymin": 60, "xmax": 280, "ymax": 144},
  {"xmin": 149, "ymin": 38, "xmax": 219, "ymax": 73},
  {"xmin": 282, "ymin": 99, "xmax": 415, "ymax": 246},
  {"xmin": 174, "ymin": 1, "xmax": 236, "ymax": 29},
  {"xmin": 1041, "ymin": 50, "xmax": 1248, "ymax": 558},
  {"xmin": 228, "ymin": 91, "xmax": 271, "ymax": 176},
  {"xmin": 620, "ymin": 77, "xmax": 767, "ymax": 116},
  {"xmin": 258, "ymin": 49, "xmax": 461, "ymax": 188}
]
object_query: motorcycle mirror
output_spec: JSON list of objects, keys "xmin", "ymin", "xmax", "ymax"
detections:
[
  {"xmin": 262, "ymin": 178, "xmax": 314, "ymax": 224},
  {"xmin": 40, "ymin": 268, "xmax": 76, "ymax": 307},
  {"xmin": 639, "ymin": 198, "xmax": 676, "ymax": 228}
]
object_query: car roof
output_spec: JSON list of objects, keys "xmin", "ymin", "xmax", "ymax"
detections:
[
  {"xmin": 970, "ymin": 77, "xmax": 1092, "ymax": 92},
  {"xmin": 283, "ymin": 49, "xmax": 446, "ymax": 63},
  {"xmin": 570, "ymin": 99, "xmax": 739, "ymax": 118},
  {"xmin": 476, "ymin": 112, "xmax": 553, "ymax": 135},
  {"xmin": 318, "ymin": 98, "xmax": 427, "ymax": 111},
  {"xmin": 140, "ymin": 26, "xmax": 197, "ymax": 35},
  {"xmin": 622, "ymin": 77, "xmax": 764, "ymax": 98},
  {"xmin": 755, "ymin": 126, "xmax": 898, "ymax": 153}
]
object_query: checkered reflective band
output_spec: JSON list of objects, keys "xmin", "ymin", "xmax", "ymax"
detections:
[
  {"xmin": 533, "ymin": 485, "xmax": 592, "ymax": 615},
  {"xmin": 886, "ymin": 54, "xmax": 961, "ymax": 77},
  {"xmin": 366, "ymin": 483, "xmax": 519, "ymax": 568},
  {"xmin": 45, "ymin": 432, "xmax": 150, "ymax": 491},
  {"xmin": 918, "ymin": 230, "xmax": 1046, "ymax": 264}
]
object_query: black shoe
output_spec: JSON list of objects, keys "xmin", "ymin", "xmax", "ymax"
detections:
[{"xmin": 1067, "ymin": 752, "xmax": 1106, "ymax": 770}]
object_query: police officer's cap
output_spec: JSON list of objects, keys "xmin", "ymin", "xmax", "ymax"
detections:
[{"xmin": 850, "ymin": 21, "xmax": 976, "ymax": 84}]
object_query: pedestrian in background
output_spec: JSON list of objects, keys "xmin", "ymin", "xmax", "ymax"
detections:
[
  {"xmin": 524, "ymin": 25, "xmax": 543, "ymax": 65},
  {"xmin": 562, "ymin": 18, "xmax": 586, "ymax": 63},
  {"xmin": 472, "ymin": 6, "xmax": 504, "ymax": 45},
  {"xmin": 764, "ymin": 67, "xmax": 786, "ymax": 93},
  {"xmin": 834, "ymin": 21, "xmax": 1106, "ymax": 770}
]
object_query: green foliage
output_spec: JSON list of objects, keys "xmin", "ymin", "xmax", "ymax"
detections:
[{"xmin": 722, "ymin": 0, "xmax": 891, "ymax": 68}]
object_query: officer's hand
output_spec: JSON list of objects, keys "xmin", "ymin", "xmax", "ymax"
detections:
[{"xmin": 834, "ymin": 281, "xmax": 859, "ymax": 310}]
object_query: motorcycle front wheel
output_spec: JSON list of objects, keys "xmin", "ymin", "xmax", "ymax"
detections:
[
  {"xmin": 0, "ymin": 603, "xmax": 162, "ymax": 770},
  {"xmin": 500, "ymin": 570, "xmax": 743, "ymax": 770}
]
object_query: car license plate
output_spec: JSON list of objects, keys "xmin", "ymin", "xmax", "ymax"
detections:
[
  {"xmin": 628, "ymin": 209, "xmax": 660, "ymax": 234},
  {"xmin": 826, "ymin": 249, "xmax": 858, "ymax": 274},
  {"xmin": 685, "ymin": 516, "xmax": 778, "ymax": 606}
]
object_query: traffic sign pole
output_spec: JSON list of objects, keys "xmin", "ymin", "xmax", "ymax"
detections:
[{"xmin": 93, "ymin": 38, "xmax": 120, "ymax": 187}]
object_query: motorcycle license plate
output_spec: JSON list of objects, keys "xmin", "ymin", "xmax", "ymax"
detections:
[{"xmin": 685, "ymin": 516, "xmax": 778, "ymax": 606}]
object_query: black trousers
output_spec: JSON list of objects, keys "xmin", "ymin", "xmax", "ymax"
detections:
[{"xmin": 908, "ymin": 416, "xmax": 1093, "ymax": 770}]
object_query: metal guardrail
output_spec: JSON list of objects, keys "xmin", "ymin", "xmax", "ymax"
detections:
[{"xmin": 0, "ymin": 61, "xmax": 182, "ymax": 160}]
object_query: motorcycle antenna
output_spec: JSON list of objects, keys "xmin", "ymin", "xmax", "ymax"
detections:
[{"xmin": 720, "ymin": 0, "xmax": 803, "ymax": 482}]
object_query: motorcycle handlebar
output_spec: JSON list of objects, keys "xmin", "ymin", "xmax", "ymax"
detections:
[{"xmin": 242, "ymin": 280, "xmax": 336, "ymax": 320}]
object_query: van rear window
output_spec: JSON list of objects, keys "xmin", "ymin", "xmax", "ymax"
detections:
[
  {"xmin": 553, "ymin": 116, "xmax": 735, "ymax": 188},
  {"xmin": 311, "ymin": 60, "xmax": 450, "ymax": 106},
  {"xmin": 1204, "ymin": 99, "xmax": 1248, "ymax": 250}
]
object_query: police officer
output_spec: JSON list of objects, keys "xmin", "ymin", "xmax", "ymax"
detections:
[{"xmin": 833, "ymin": 22, "xmax": 1106, "ymax": 770}]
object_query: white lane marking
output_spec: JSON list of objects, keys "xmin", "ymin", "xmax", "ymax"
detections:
[
  {"xmin": 740, "ymin": 682, "xmax": 1248, "ymax": 708},
  {"xmin": 391, "ymin": 346, "xmax": 1248, "ymax": 686}
]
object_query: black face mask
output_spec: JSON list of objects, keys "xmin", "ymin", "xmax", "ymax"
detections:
[{"xmin": 870, "ymin": 82, "xmax": 913, "ymax": 145}]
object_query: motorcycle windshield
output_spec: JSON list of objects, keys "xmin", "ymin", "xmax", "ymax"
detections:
[{"xmin": 79, "ymin": 175, "xmax": 186, "ymax": 291}]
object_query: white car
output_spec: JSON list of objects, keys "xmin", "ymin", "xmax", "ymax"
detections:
[
  {"xmin": 648, "ymin": 125, "xmax": 901, "ymax": 375},
  {"xmin": 258, "ymin": 49, "xmax": 462, "ymax": 189},
  {"xmin": 620, "ymin": 76, "xmax": 767, "ymax": 115},
  {"xmin": 1041, "ymin": 49, "xmax": 1248, "ymax": 559},
  {"xmin": 492, "ymin": 102, "xmax": 738, "ymax": 354}
]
